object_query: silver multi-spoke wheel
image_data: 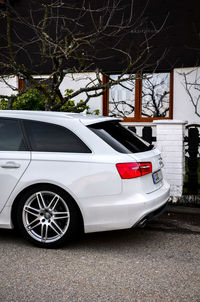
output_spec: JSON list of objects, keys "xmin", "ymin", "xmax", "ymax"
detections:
[{"xmin": 22, "ymin": 191, "xmax": 70, "ymax": 243}]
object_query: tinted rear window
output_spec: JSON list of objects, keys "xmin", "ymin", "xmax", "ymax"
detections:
[
  {"xmin": 88, "ymin": 121, "xmax": 153, "ymax": 153},
  {"xmin": 0, "ymin": 118, "xmax": 26, "ymax": 151},
  {"xmin": 24, "ymin": 120, "xmax": 91, "ymax": 153}
]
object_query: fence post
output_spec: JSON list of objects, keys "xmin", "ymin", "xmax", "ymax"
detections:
[
  {"xmin": 142, "ymin": 127, "xmax": 153, "ymax": 144},
  {"xmin": 187, "ymin": 127, "xmax": 199, "ymax": 194},
  {"xmin": 153, "ymin": 120, "xmax": 187, "ymax": 197}
]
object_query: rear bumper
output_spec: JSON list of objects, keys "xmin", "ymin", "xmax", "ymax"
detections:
[
  {"xmin": 83, "ymin": 180, "xmax": 170, "ymax": 233},
  {"xmin": 133, "ymin": 200, "xmax": 168, "ymax": 228}
]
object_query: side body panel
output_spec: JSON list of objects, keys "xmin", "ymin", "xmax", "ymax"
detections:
[{"xmin": 0, "ymin": 151, "xmax": 31, "ymax": 212}]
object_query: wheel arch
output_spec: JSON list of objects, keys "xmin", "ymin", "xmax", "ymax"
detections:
[{"xmin": 11, "ymin": 182, "xmax": 84, "ymax": 232}]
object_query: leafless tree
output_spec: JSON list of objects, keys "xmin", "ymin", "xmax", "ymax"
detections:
[
  {"xmin": 179, "ymin": 68, "xmax": 200, "ymax": 118},
  {"xmin": 141, "ymin": 73, "xmax": 170, "ymax": 117},
  {"xmin": 0, "ymin": 0, "xmax": 168, "ymax": 111}
]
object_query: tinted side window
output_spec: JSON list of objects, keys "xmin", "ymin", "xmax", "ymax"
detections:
[
  {"xmin": 0, "ymin": 118, "xmax": 26, "ymax": 151},
  {"xmin": 24, "ymin": 120, "xmax": 91, "ymax": 153},
  {"xmin": 88, "ymin": 121, "xmax": 153, "ymax": 153}
]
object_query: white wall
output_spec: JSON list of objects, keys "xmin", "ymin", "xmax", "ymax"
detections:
[
  {"xmin": 1, "ymin": 69, "xmax": 200, "ymax": 125},
  {"xmin": 59, "ymin": 73, "xmax": 102, "ymax": 114},
  {"xmin": 173, "ymin": 67, "xmax": 200, "ymax": 124},
  {"xmin": 59, "ymin": 68, "xmax": 200, "ymax": 122},
  {"xmin": 154, "ymin": 120, "xmax": 187, "ymax": 197},
  {"xmin": 0, "ymin": 76, "xmax": 18, "ymax": 97}
]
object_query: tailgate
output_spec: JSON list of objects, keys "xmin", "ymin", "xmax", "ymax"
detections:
[{"xmin": 127, "ymin": 148, "xmax": 164, "ymax": 193}]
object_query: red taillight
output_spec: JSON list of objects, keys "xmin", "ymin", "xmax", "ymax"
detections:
[{"xmin": 116, "ymin": 162, "xmax": 152, "ymax": 179}]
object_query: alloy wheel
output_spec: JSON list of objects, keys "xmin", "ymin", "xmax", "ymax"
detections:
[{"xmin": 22, "ymin": 191, "xmax": 70, "ymax": 243}]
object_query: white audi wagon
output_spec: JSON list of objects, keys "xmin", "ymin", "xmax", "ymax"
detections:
[{"xmin": 0, "ymin": 111, "xmax": 170, "ymax": 248}]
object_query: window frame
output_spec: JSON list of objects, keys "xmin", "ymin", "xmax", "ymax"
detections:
[{"xmin": 102, "ymin": 71, "xmax": 173, "ymax": 122}]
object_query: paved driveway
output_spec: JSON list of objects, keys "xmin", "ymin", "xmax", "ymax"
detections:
[{"xmin": 0, "ymin": 212, "xmax": 200, "ymax": 302}]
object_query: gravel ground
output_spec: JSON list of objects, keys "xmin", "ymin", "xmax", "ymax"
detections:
[{"xmin": 0, "ymin": 212, "xmax": 200, "ymax": 302}]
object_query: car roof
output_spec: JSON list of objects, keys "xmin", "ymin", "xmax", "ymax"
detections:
[{"xmin": 0, "ymin": 110, "xmax": 121, "ymax": 125}]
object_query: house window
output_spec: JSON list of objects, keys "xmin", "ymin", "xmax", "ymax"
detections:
[{"xmin": 103, "ymin": 72, "xmax": 173, "ymax": 122}]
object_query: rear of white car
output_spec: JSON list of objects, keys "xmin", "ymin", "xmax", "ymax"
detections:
[
  {"xmin": 0, "ymin": 111, "xmax": 170, "ymax": 247},
  {"xmin": 80, "ymin": 119, "xmax": 170, "ymax": 232}
]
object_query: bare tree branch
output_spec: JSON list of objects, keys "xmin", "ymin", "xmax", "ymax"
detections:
[
  {"xmin": 0, "ymin": 0, "xmax": 168, "ymax": 112},
  {"xmin": 179, "ymin": 69, "xmax": 200, "ymax": 117}
]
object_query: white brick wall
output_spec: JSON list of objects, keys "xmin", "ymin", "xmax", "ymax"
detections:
[{"xmin": 154, "ymin": 120, "xmax": 187, "ymax": 196}]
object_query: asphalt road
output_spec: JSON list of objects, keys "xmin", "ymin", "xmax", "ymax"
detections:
[{"xmin": 0, "ymin": 212, "xmax": 200, "ymax": 302}]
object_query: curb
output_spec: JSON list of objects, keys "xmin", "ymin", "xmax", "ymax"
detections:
[{"xmin": 167, "ymin": 205, "xmax": 200, "ymax": 215}]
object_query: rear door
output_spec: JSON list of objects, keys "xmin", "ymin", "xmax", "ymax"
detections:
[
  {"xmin": 21, "ymin": 119, "xmax": 122, "ymax": 198},
  {"xmin": 0, "ymin": 118, "xmax": 31, "ymax": 211}
]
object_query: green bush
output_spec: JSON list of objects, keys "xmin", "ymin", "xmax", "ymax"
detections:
[{"xmin": 0, "ymin": 89, "xmax": 45, "ymax": 110}]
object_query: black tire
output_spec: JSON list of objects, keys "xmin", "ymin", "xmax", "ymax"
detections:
[{"xmin": 16, "ymin": 184, "xmax": 81, "ymax": 248}]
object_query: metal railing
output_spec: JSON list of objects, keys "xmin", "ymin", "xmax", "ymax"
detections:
[{"xmin": 184, "ymin": 124, "xmax": 200, "ymax": 195}]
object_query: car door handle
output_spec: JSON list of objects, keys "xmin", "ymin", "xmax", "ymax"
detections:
[{"xmin": 1, "ymin": 161, "xmax": 21, "ymax": 169}]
